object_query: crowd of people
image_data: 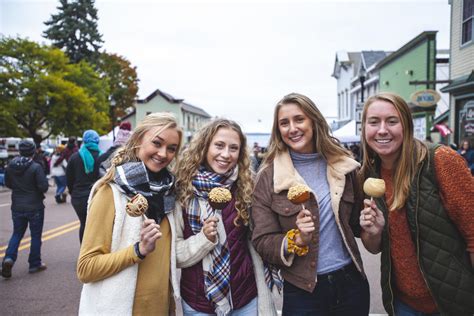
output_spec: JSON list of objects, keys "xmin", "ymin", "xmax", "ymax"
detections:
[{"xmin": 1, "ymin": 91, "xmax": 473, "ymax": 315}]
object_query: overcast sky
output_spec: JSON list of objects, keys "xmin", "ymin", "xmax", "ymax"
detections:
[{"xmin": 1, "ymin": 0, "xmax": 450, "ymax": 132}]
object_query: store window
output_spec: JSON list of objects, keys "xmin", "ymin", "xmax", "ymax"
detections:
[
  {"xmin": 462, "ymin": 0, "xmax": 474, "ymax": 45},
  {"xmin": 458, "ymin": 99, "xmax": 474, "ymax": 141},
  {"xmin": 413, "ymin": 116, "xmax": 427, "ymax": 141}
]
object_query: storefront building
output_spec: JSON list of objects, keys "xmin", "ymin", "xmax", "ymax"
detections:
[
  {"xmin": 442, "ymin": 0, "xmax": 474, "ymax": 146},
  {"xmin": 376, "ymin": 31, "xmax": 446, "ymax": 141}
]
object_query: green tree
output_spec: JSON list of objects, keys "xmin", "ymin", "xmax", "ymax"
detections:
[
  {"xmin": 98, "ymin": 52, "xmax": 139, "ymax": 127},
  {"xmin": 43, "ymin": 0, "xmax": 103, "ymax": 64},
  {"xmin": 0, "ymin": 37, "xmax": 110, "ymax": 144}
]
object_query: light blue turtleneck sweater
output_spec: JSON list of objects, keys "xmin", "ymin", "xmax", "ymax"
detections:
[{"xmin": 290, "ymin": 150, "xmax": 352, "ymax": 274}]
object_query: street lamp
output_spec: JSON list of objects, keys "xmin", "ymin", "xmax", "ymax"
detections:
[
  {"xmin": 359, "ymin": 68, "xmax": 366, "ymax": 103},
  {"xmin": 110, "ymin": 98, "xmax": 116, "ymax": 142}
]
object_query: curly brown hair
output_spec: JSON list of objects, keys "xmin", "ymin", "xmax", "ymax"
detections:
[{"xmin": 174, "ymin": 118, "xmax": 253, "ymax": 226}]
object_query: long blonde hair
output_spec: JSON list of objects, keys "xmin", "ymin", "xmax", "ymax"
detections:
[
  {"xmin": 260, "ymin": 92, "xmax": 352, "ymax": 171},
  {"xmin": 93, "ymin": 112, "xmax": 183, "ymax": 195},
  {"xmin": 360, "ymin": 92, "xmax": 427, "ymax": 211},
  {"xmin": 175, "ymin": 118, "xmax": 253, "ymax": 226}
]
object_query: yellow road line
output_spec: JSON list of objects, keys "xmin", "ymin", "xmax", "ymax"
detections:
[
  {"xmin": 0, "ymin": 224, "xmax": 80, "ymax": 259},
  {"xmin": 0, "ymin": 221, "xmax": 79, "ymax": 251}
]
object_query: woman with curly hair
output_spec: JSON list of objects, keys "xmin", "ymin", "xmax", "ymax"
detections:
[
  {"xmin": 77, "ymin": 113, "xmax": 182, "ymax": 315},
  {"xmin": 174, "ymin": 118, "xmax": 277, "ymax": 316},
  {"xmin": 252, "ymin": 93, "xmax": 369, "ymax": 315}
]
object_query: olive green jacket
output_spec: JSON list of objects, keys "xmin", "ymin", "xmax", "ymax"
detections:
[{"xmin": 374, "ymin": 145, "xmax": 474, "ymax": 316}]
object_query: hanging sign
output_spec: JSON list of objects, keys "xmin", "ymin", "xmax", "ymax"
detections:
[{"xmin": 410, "ymin": 89, "xmax": 441, "ymax": 107}]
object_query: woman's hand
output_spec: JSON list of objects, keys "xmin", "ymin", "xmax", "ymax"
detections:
[
  {"xmin": 360, "ymin": 199, "xmax": 384, "ymax": 253},
  {"xmin": 138, "ymin": 218, "xmax": 162, "ymax": 256},
  {"xmin": 295, "ymin": 209, "xmax": 315, "ymax": 246},
  {"xmin": 360, "ymin": 199, "xmax": 385, "ymax": 236},
  {"xmin": 203, "ymin": 216, "xmax": 219, "ymax": 243}
]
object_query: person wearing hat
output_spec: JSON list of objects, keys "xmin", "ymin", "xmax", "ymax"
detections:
[
  {"xmin": 97, "ymin": 121, "xmax": 133, "ymax": 177},
  {"xmin": 66, "ymin": 130, "xmax": 102, "ymax": 243},
  {"xmin": 54, "ymin": 136, "xmax": 78, "ymax": 168},
  {"xmin": 50, "ymin": 144, "xmax": 67, "ymax": 203},
  {"xmin": 2, "ymin": 140, "xmax": 49, "ymax": 278}
]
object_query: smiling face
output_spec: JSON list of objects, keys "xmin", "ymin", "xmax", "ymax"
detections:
[
  {"xmin": 277, "ymin": 103, "xmax": 315, "ymax": 154},
  {"xmin": 206, "ymin": 127, "xmax": 241, "ymax": 174},
  {"xmin": 364, "ymin": 100, "xmax": 403, "ymax": 168},
  {"xmin": 137, "ymin": 127, "xmax": 180, "ymax": 173}
]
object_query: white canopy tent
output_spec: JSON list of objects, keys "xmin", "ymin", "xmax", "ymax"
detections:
[
  {"xmin": 98, "ymin": 126, "xmax": 120, "ymax": 152},
  {"xmin": 332, "ymin": 120, "xmax": 361, "ymax": 143}
]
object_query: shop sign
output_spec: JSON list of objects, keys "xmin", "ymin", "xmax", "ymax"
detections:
[{"xmin": 410, "ymin": 89, "xmax": 441, "ymax": 107}]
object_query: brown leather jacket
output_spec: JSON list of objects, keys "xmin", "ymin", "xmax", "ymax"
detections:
[{"xmin": 251, "ymin": 151, "xmax": 366, "ymax": 292}]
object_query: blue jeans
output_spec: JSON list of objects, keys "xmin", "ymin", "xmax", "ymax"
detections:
[
  {"xmin": 53, "ymin": 175, "xmax": 67, "ymax": 196},
  {"xmin": 394, "ymin": 298, "xmax": 440, "ymax": 316},
  {"xmin": 4, "ymin": 209, "xmax": 45, "ymax": 268},
  {"xmin": 182, "ymin": 297, "xmax": 257, "ymax": 316},
  {"xmin": 282, "ymin": 263, "xmax": 370, "ymax": 316}
]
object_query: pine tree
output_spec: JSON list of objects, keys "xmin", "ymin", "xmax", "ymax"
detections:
[{"xmin": 43, "ymin": 0, "xmax": 103, "ymax": 64}]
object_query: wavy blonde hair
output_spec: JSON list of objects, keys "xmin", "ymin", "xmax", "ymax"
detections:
[
  {"xmin": 175, "ymin": 118, "xmax": 253, "ymax": 226},
  {"xmin": 260, "ymin": 92, "xmax": 352, "ymax": 172},
  {"xmin": 360, "ymin": 92, "xmax": 427, "ymax": 211},
  {"xmin": 93, "ymin": 112, "xmax": 183, "ymax": 195}
]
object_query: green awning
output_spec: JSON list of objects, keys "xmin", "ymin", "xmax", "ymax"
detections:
[{"xmin": 441, "ymin": 71, "xmax": 474, "ymax": 93}]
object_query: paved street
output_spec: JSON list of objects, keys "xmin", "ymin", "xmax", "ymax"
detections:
[
  {"xmin": 0, "ymin": 186, "xmax": 82, "ymax": 315},
  {"xmin": 0, "ymin": 186, "xmax": 385, "ymax": 315}
]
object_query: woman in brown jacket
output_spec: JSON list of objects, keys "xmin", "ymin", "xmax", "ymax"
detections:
[{"xmin": 251, "ymin": 93, "xmax": 369, "ymax": 315}]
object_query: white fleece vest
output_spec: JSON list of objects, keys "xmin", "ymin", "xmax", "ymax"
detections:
[{"xmin": 78, "ymin": 183, "xmax": 142, "ymax": 315}]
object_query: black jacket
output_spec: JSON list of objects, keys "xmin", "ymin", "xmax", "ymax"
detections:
[
  {"xmin": 5, "ymin": 156, "xmax": 48, "ymax": 212},
  {"xmin": 66, "ymin": 151, "xmax": 100, "ymax": 199}
]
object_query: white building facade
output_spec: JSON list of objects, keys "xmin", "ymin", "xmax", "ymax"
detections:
[{"xmin": 332, "ymin": 51, "xmax": 388, "ymax": 136}]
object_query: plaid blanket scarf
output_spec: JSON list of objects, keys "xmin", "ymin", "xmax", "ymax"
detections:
[
  {"xmin": 187, "ymin": 165, "xmax": 238, "ymax": 315},
  {"xmin": 114, "ymin": 161, "xmax": 175, "ymax": 220}
]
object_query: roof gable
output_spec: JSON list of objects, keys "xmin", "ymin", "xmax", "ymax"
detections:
[
  {"xmin": 132, "ymin": 88, "xmax": 212, "ymax": 119},
  {"xmin": 137, "ymin": 89, "xmax": 184, "ymax": 104},
  {"xmin": 376, "ymin": 31, "xmax": 437, "ymax": 69},
  {"xmin": 361, "ymin": 51, "xmax": 388, "ymax": 69},
  {"xmin": 181, "ymin": 102, "xmax": 211, "ymax": 118},
  {"xmin": 332, "ymin": 51, "xmax": 361, "ymax": 78}
]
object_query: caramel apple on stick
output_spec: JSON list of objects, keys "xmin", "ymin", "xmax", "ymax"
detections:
[
  {"xmin": 126, "ymin": 193, "xmax": 149, "ymax": 220},
  {"xmin": 363, "ymin": 178, "xmax": 386, "ymax": 200},
  {"xmin": 208, "ymin": 187, "xmax": 232, "ymax": 210},
  {"xmin": 287, "ymin": 184, "xmax": 311, "ymax": 210}
]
